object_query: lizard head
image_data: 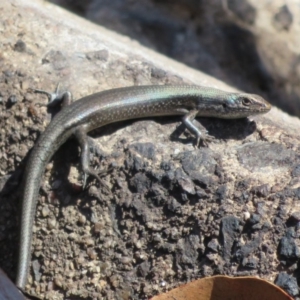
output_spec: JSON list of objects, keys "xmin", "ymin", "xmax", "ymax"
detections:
[{"xmin": 220, "ymin": 93, "xmax": 272, "ymax": 119}]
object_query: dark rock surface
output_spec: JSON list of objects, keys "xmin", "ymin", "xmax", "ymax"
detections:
[{"xmin": 0, "ymin": 1, "xmax": 299, "ymax": 299}]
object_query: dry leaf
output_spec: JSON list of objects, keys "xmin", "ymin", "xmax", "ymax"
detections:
[{"xmin": 150, "ymin": 275, "xmax": 293, "ymax": 300}]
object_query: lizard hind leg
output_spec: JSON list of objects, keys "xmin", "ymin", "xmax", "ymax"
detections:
[
  {"xmin": 28, "ymin": 83, "xmax": 73, "ymax": 108},
  {"xmin": 74, "ymin": 128, "xmax": 110, "ymax": 192}
]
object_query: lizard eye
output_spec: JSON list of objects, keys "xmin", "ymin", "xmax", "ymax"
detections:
[{"xmin": 242, "ymin": 98, "xmax": 251, "ymax": 106}]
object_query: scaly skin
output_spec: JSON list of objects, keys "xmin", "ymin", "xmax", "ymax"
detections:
[{"xmin": 16, "ymin": 85, "xmax": 271, "ymax": 288}]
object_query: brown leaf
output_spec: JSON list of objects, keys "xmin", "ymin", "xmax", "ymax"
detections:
[{"xmin": 150, "ymin": 276, "xmax": 293, "ymax": 300}]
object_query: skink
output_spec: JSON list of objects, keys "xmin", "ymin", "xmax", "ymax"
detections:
[{"xmin": 16, "ymin": 85, "xmax": 271, "ymax": 288}]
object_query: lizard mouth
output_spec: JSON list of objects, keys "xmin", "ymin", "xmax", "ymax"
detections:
[{"xmin": 257, "ymin": 101, "xmax": 272, "ymax": 114}]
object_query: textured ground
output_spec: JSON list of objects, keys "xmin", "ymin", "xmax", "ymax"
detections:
[{"xmin": 0, "ymin": 1, "xmax": 300, "ymax": 299}]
